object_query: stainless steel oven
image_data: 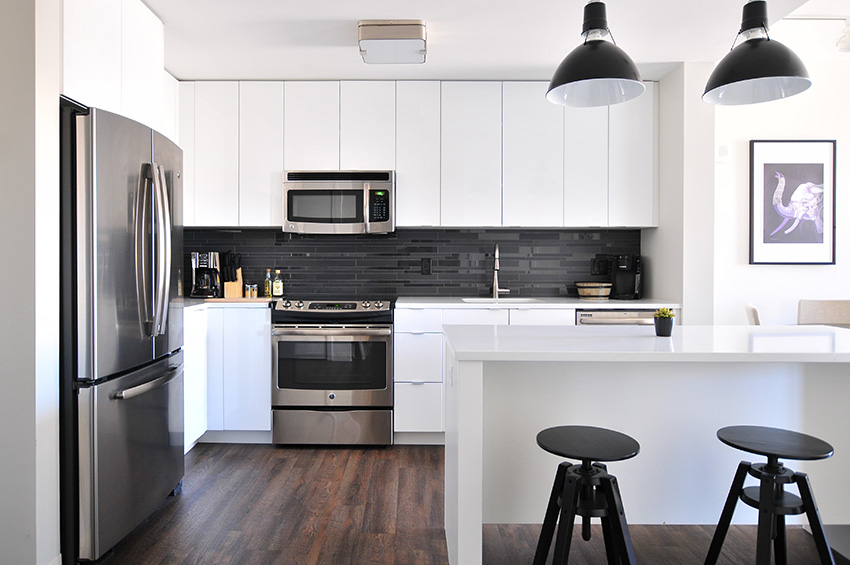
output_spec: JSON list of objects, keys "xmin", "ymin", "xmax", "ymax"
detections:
[{"xmin": 271, "ymin": 299, "xmax": 393, "ymax": 445}]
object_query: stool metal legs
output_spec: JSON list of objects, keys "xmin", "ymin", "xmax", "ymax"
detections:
[
  {"xmin": 705, "ymin": 460, "xmax": 835, "ymax": 565},
  {"xmin": 534, "ymin": 461, "xmax": 636, "ymax": 565}
]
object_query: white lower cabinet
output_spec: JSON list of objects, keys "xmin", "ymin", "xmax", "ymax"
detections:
[
  {"xmin": 394, "ymin": 311, "xmax": 445, "ymax": 433},
  {"xmin": 509, "ymin": 308, "xmax": 576, "ymax": 326},
  {"xmin": 395, "ymin": 383, "xmax": 443, "ymax": 432},
  {"xmin": 183, "ymin": 305, "xmax": 208, "ymax": 452},
  {"xmin": 206, "ymin": 307, "xmax": 272, "ymax": 432}
]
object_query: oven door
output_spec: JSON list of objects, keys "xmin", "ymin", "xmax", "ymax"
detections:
[{"xmin": 272, "ymin": 325, "xmax": 393, "ymax": 407}]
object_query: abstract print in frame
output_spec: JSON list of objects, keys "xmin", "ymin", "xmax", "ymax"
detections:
[{"xmin": 750, "ymin": 140, "xmax": 836, "ymax": 264}]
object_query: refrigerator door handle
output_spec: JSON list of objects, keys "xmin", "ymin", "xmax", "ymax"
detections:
[
  {"xmin": 134, "ymin": 163, "xmax": 156, "ymax": 337},
  {"xmin": 111, "ymin": 366, "xmax": 180, "ymax": 401},
  {"xmin": 152, "ymin": 163, "xmax": 172, "ymax": 336}
]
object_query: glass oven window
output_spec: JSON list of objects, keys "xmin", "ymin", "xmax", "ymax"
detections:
[
  {"xmin": 277, "ymin": 339, "xmax": 387, "ymax": 390},
  {"xmin": 288, "ymin": 190, "xmax": 363, "ymax": 223}
]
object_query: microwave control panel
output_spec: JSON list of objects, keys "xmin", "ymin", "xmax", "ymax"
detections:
[{"xmin": 369, "ymin": 190, "xmax": 391, "ymax": 222}]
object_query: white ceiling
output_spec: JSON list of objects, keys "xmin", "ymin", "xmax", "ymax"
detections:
[{"xmin": 143, "ymin": 0, "xmax": 850, "ymax": 82}]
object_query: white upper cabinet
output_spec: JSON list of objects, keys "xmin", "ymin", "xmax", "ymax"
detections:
[
  {"xmin": 608, "ymin": 82, "xmax": 657, "ymax": 227},
  {"xmin": 502, "ymin": 82, "xmax": 565, "ymax": 227},
  {"xmin": 340, "ymin": 81, "xmax": 396, "ymax": 170},
  {"xmin": 193, "ymin": 81, "xmax": 240, "ymax": 226},
  {"xmin": 239, "ymin": 82, "xmax": 284, "ymax": 227},
  {"xmin": 178, "ymin": 82, "xmax": 196, "ymax": 226},
  {"xmin": 120, "ymin": 0, "xmax": 165, "ymax": 131},
  {"xmin": 284, "ymin": 81, "xmax": 340, "ymax": 171},
  {"xmin": 563, "ymin": 105, "xmax": 609, "ymax": 227},
  {"xmin": 396, "ymin": 81, "xmax": 441, "ymax": 227},
  {"xmin": 441, "ymin": 82, "xmax": 503, "ymax": 227}
]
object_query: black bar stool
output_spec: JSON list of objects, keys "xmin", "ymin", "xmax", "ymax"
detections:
[
  {"xmin": 533, "ymin": 425, "xmax": 640, "ymax": 565},
  {"xmin": 705, "ymin": 425, "xmax": 835, "ymax": 565}
]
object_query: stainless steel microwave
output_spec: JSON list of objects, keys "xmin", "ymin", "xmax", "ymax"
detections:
[{"xmin": 282, "ymin": 171, "xmax": 395, "ymax": 234}]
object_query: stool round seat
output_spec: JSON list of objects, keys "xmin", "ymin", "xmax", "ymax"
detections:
[
  {"xmin": 537, "ymin": 425, "xmax": 640, "ymax": 463},
  {"xmin": 717, "ymin": 425, "xmax": 834, "ymax": 461}
]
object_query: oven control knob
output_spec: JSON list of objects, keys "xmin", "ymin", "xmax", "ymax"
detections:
[
  {"xmin": 328, "ymin": 393, "xmax": 335, "ymax": 400},
  {"xmin": 362, "ymin": 301, "xmax": 371, "ymax": 309},
  {"xmin": 375, "ymin": 301, "xmax": 383, "ymax": 309},
  {"xmin": 283, "ymin": 300, "xmax": 291, "ymax": 308},
  {"xmin": 296, "ymin": 301, "xmax": 304, "ymax": 309}
]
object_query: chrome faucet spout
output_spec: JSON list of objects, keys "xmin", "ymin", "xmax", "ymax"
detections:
[{"xmin": 492, "ymin": 243, "xmax": 510, "ymax": 299}]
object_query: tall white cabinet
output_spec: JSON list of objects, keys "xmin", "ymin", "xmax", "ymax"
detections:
[
  {"xmin": 239, "ymin": 82, "xmax": 284, "ymax": 227},
  {"xmin": 396, "ymin": 82, "xmax": 441, "ymax": 227},
  {"xmin": 440, "ymin": 82, "xmax": 503, "ymax": 227}
]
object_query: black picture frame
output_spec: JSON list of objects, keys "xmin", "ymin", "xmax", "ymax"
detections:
[{"xmin": 749, "ymin": 140, "xmax": 836, "ymax": 265}]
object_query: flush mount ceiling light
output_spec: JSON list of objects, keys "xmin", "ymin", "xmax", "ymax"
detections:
[
  {"xmin": 703, "ymin": 0, "xmax": 811, "ymax": 105},
  {"xmin": 838, "ymin": 18, "xmax": 850, "ymax": 52},
  {"xmin": 358, "ymin": 20, "xmax": 426, "ymax": 64},
  {"xmin": 547, "ymin": 0, "xmax": 645, "ymax": 108}
]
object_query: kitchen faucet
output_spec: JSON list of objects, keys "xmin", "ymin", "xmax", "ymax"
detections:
[{"xmin": 492, "ymin": 243, "xmax": 510, "ymax": 299}]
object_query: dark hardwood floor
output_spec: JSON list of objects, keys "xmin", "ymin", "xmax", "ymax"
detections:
[{"xmin": 109, "ymin": 444, "xmax": 847, "ymax": 564}]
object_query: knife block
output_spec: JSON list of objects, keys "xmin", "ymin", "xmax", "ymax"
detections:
[{"xmin": 223, "ymin": 268, "xmax": 243, "ymax": 298}]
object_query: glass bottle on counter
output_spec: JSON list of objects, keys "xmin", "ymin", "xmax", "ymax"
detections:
[
  {"xmin": 272, "ymin": 269, "xmax": 284, "ymax": 298},
  {"xmin": 264, "ymin": 269, "xmax": 272, "ymax": 298}
]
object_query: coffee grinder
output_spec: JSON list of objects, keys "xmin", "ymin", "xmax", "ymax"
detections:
[{"xmin": 190, "ymin": 251, "xmax": 221, "ymax": 298}]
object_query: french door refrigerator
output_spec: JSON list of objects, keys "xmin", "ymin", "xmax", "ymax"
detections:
[{"xmin": 59, "ymin": 97, "xmax": 184, "ymax": 564}]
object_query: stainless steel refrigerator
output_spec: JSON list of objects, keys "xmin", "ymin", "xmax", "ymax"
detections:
[{"xmin": 59, "ymin": 97, "xmax": 184, "ymax": 564}]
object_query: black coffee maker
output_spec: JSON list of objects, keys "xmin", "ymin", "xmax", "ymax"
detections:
[
  {"xmin": 190, "ymin": 251, "xmax": 221, "ymax": 298},
  {"xmin": 611, "ymin": 254, "xmax": 642, "ymax": 300}
]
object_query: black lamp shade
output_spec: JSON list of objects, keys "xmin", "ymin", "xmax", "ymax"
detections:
[
  {"xmin": 547, "ymin": 40, "xmax": 645, "ymax": 107},
  {"xmin": 703, "ymin": 37, "xmax": 811, "ymax": 105}
]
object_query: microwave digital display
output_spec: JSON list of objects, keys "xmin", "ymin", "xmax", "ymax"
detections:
[{"xmin": 288, "ymin": 190, "xmax": 363, "ymax": 223}]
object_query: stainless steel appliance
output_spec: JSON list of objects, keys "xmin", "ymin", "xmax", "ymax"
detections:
[
  {"xmin": 271, "ymin": 299, "xmax": 393, "ymax": 445},
  {"xmin": 190, "ymin": 251, "xmax": 221, "ymax": 297},
  {"xmin": 576, "ymin": 310, "xmax": 656, "ymax": 325},
  {"xmin": 283, "ymin": 171, "xmax": 395, "ymax": 234},
  {"xmin": 60, "ymin": 97, "xmax": 184, "ymax": 564}
]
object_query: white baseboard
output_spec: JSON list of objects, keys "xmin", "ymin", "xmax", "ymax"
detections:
[{"xmin": 393, "ymin": 431, "xmax": 445, "ymax": 445}]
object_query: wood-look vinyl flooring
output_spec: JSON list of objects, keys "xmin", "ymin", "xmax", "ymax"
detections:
[{"xmin": 109, "ymin": 444, "xmax": 847, "ymax": 565}]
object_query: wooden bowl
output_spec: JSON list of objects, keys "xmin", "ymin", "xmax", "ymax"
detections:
[{"xmin": 575, "ymin": 282, "xmax": 612, "ymax": 300}]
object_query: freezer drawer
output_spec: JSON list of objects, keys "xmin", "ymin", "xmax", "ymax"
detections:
[{"xmin": 77, "ymin": 352, "xmax": 184, "ymax": 561}]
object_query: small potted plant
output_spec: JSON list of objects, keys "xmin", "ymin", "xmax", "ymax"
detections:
[{"xmin": 653, "ymin": 307, "xmax": 675, "ymax": 337}]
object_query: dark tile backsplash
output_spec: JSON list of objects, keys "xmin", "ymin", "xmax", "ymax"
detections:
[{"xmin": 184, "ymin": 228, "xmax": 640, "ymax": 300}]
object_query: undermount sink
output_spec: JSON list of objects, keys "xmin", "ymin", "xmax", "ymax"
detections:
[{"xmin": 461, "ymin": 297, "xmax": 541, "ymax": 303}]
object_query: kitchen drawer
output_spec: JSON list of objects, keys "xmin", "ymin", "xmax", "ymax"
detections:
[
  {"xmin": 509, "ymin": 308, "xmax": 576, "ymax": 326},
  {"xmin": 442, "ymin": 308, "xmax": 509, "ymax": 326},
  {"xmin": 394, "ymin": 308, "xmax": 443, "ymax": 333},
  {"xmin": 394, "ymin": 333, "xmax": 442, "ymax": 383},
  {"xmin": 394, "ymin": 382, "xmax": 443, "ymax": 432}
]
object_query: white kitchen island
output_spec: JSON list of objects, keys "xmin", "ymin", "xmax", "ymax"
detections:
[{"xmin": 442, "ymin": 324, "xmax": 850, "ymax": 565}]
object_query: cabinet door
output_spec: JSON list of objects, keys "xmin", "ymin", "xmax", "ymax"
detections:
[
  {"xmin": 178, "ymin": 82, "xmax": 196, "ymax": 226},
  {"xmin": 396, "ymin": 81, "xmax": 441, "ymax": 227},
  {"xmin": 502, "ymin": 82, "xmax": 564, "ymax": 227},
  {"xmin": 222, "ymin": 308, "xmax": 272, "ymax": 431},
  {"xmin": 608, "ymin": 82, "xmax": 657, "ymax": 227},
  {"xmin": 206, "ymin": 308, "xmax": 225, "ymax": 431},
  {"xmin": 194, "ymin": 81, "xmax": 239, "ymax": 226},
  {"xmin": 394, "ymin": 383, "xmax": 443, "ymax": 432},
  {"xmin": 340, "ymin": 81, "xmax": 396, "ymax": 170},
  {"xmin": 239, "ymin": 81, "xmax": 284, "ymax": 227},
  {"xmin": 440, "ymin": 82, "xmax": 502, "ymax": 227},
  {"xmin": 509, "ymin": 308, "xmax": 576, "ymax": 326},
  {"xmin": 284, "ymin": 81, "xmax": 340, "ymax": 170},
  {"xmin": 563, "ymin": 105, "xmax": 608, "ymax": 227},
  {"xmin": 120, "ymin": 0, "xmax": 164, "ymax": 131},
  {"xmin": 442, "ymin": 309, "xmax": 509, "ymax": 326},
  {"xmin": 394, "ymin": 333, "xmax": 442, "ymax": 383},
  {"xmin": 183, "ymin": 306, "xmax": 208, "ymax": 451}
]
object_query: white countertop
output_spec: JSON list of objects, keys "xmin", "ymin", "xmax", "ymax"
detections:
[
  {"xmin": 442, "ymin": 324, "xmax": 850, "ymax": 363},
  {"xmin": 396, "ymin": 296, "xmax": 679, "ymax": 309}
]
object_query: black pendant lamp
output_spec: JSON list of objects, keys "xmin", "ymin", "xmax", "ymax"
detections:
[
  {"xmin": 547, "ymin": 0, "xmax": 645, "ymax": 107},
  {"xmin": 703, "ymin": 0, "xmax": 811, "ymax": 105}
]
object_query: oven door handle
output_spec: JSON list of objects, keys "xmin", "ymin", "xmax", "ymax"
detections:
[{"xmin": 272, "ymin": 327, "xmax": 392, "ymax": 337}]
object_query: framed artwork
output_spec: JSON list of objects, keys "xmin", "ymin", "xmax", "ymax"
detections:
[{"xmin": 750, "ymin": 140, "xmax": 836, "ymax": 265}]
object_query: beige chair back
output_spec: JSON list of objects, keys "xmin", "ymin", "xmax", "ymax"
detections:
[
  {"xmin": 745, "ymin": 304, "xmax": 761, "ymax": 326},
  {"xmin": 797, "ymin": 299, "xmax": 850, "ymax": 325}
]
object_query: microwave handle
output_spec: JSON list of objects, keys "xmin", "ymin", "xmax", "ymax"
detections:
[{"xmin": 363, "ymin": 182, "xmax": 371, "ymax": 234}]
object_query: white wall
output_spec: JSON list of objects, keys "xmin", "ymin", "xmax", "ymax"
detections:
[
  {"xmin": 714, "ymin": 19, "xmax": 850, "ymax": 325},
  {"xmin": 1, "ymin": 0, "xmax": 62, "ymax": 563}
]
